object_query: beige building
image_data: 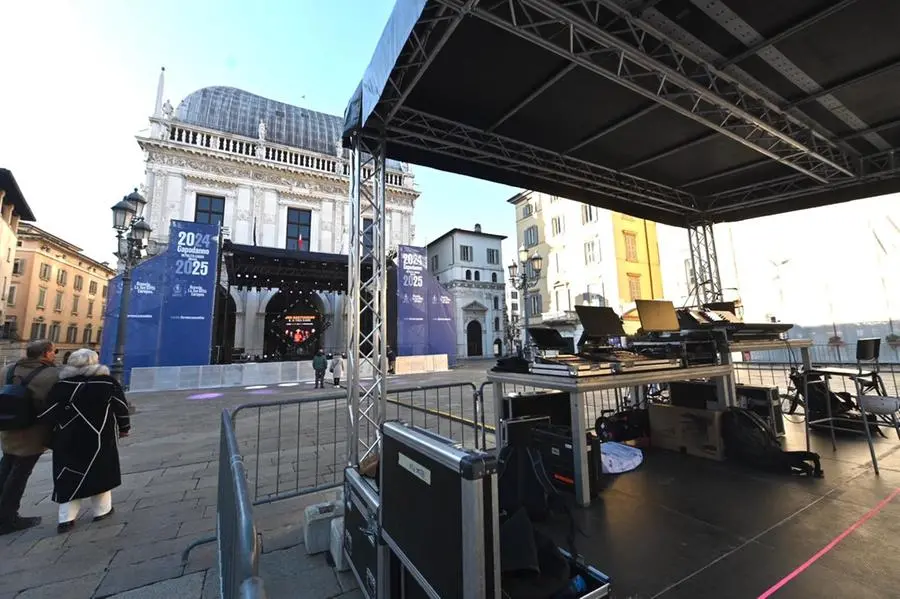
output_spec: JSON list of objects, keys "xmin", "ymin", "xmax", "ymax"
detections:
[
  {"xmin": 0, "ymin": 169, "xmax": 37, "ymax": 334},
  {"xmin": 5, "ymin": 223, "xmax": 114, "ymax": 354}
]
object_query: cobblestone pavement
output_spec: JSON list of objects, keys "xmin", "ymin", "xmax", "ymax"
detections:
[{"xmin": 0, "ymin": 361, "xmax": 495, "ymax": 599}]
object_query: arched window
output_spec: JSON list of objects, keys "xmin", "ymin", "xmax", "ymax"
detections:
[
  {"xmin": 493, "ymin": 296, "xmax": 499, "ymax": 310},
  {"xmin": 494, "ymin": 317, "xmax": 500, "ymax": 330},
  {"xmin": 474, "ymin": 271, "xmax": 480, "ymax": 281},
  {"xmin": 491, "ymin": 273, "xmax": 497, "ymax": 283},
  {"xmin": 465, "ymin": 270, "xmax": 472, "ymax": 280}
]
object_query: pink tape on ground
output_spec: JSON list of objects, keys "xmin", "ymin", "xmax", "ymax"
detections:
[{"xmin": 758, "ymin": 487, "xmax": 900, "ymax": 598}]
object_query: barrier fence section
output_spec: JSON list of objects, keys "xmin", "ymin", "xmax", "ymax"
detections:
[
  {"xmin": 216, "ymin": 409, "xmax": 267, "ymax": 599},
  {"xmin": 231, "ymin": 382, "xmax": 485, "ymax": 505}
]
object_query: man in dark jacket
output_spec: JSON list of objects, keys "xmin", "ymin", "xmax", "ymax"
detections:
[
  {"xmin": 312, "ymin": 349, "xmax": 327, "ymax": 389},
  {"xmin": 0, "ymin": 340, "xmax": 60, "ymax": 534}
]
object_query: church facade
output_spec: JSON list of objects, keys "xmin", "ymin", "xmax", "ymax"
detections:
[{"xmin": 136, "ymin": 71, "xmax": 419, "ymax": 359}]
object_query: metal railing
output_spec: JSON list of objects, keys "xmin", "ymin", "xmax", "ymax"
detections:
[
  {"xmin": 182, "ymin": 382, "xmax": 488, "ymax": 574},
  {"xmin": 216, "ymin": 410, "xmax": 267, "ymax": 599}
]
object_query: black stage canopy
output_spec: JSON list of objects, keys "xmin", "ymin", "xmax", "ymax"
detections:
[
  {"xmin": 343, "ymin": 0, "xmax": 900, "ymax": 226},
  {"xmin": 223, "ymin": 241, "xmax": 371, "ymax": 292}
]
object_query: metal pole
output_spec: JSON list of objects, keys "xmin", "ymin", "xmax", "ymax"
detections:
[
  {"xmin": 110, "ymin": 255, "xmax": 132, "ymax": 385},
  {"xmin": 210, "ymin": 226, "xmax": 225, "ymax": 364},
  {"xmin": 520, "ymin": 270, "xmax": 529, "ymax": 355}
]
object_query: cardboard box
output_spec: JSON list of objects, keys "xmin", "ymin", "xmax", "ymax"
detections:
[{"xmin": 649, "ymin": 403, "xmax": 724, "ymax": 461}]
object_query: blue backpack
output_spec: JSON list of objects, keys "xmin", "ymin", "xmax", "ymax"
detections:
[{"xmin": 0, "ymin": 364, "xmax": 50, "ymax": 431}]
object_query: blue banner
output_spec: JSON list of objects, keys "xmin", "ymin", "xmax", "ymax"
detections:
[
  {"xmin": 396, "ymin": 245, "xmax": 457, "ymax": 363},
  {"xmin": 99, "ymin": 220, "xmax": 220, "ymax": 384},
  {"xmin": 99, "ymin": 253, "xmax": 167, "ymax": 379},
  {"xmin": 427, "ymin": 277, "xmax": 457, "ymax": 366},
  {"xmin": 397, "ymin": 245, "xmax": 428, "ymax": 356},
  {"xmin": 157, "ymin": 221, "xmax": 219, "ymax": 367}
]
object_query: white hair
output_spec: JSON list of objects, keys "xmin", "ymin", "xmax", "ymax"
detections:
[{"xmin": 60, "ymin": 348, "xmax": 111, "ymax": 379}]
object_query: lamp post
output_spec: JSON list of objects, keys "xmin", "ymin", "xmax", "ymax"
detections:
[
  {"xmin": 507, "ymin": 245, "xmax": 543, "ymax": 358},
  {"xmin": 110, "ymin": 188, "xmax": 152, "ymax": 385}
]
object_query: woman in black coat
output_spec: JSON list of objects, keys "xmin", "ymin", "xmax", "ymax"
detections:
[{"xmin": 39, "ymin": 348, "xmax": 131, "ymax": 533}]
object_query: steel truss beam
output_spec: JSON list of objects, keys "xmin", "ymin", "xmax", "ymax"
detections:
[
  {"xmin": 708, "ymin": 148, "xmax": 900, "ymax": 215},
  {"xmin": 687, "ymin": 223, "xmax": 722, "ymax": 305},
  {"xmin": 347, "ymin": 135, "xmax": 388, "ymax": 467},
  {"xmin": 388, "ymin": 106, "xmax": 699, "ymax": 215},
  {"xmin": 438, "ymin": 0, "xmax": 860, "ymax": 185}
]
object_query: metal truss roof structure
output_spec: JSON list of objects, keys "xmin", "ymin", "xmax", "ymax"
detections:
[{"xmin": 343, "ymin": 0, "xmax": 900, "ymax": 227}]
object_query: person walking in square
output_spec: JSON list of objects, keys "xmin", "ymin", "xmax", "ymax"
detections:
[
  {"xmin": 0, "ymin": 340, "xmax": 59, "ymax": 535},
  {"xmin": 312, "ymin": 349, "xmax": 327, "ymax": 389},
  {"xmin": 331, "ymin": 352, "xmax": 345, "ymax": 387},
  {"xmin": 38, "ymin": 349, "xmax": 130, "ymax": 533}
]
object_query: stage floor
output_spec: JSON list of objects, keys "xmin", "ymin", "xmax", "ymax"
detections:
[{"xmin": 539, "ymin": 424, "xmax": 900, "ymax": 598}]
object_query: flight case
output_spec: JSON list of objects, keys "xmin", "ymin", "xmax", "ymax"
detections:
[
  {"xmin": 344, "ymin": 467, "xmax": 387, "ymax": 599},
  {"xmin": 381, "ymin": 420, "xmax": 501, "ymax": 599}
]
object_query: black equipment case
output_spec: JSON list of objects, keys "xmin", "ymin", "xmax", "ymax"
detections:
[
  {"xmin": 381, "ymin": 420, "xmax": 501, "ymax": 599},
  {"xmin": 344, "ymin": 467, "xmax": 387, "ymax": 599}
]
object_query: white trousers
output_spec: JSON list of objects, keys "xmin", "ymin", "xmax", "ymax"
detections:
[{"xmin": 58, "ymin": 491, "xmax": 113, "ymax": 524}]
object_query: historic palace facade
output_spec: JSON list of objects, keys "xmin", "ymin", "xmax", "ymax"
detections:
[{"xmin": 136, "ymin": 71, "xmax": 419, "ymax": 359}]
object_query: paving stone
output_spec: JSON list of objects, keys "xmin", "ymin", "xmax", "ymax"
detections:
[
  {"xmin": 259, "ymin": 545, "xmax": 341, "ymax": 598},
  {"xmin": 103, "ymin": 571, "xmax": 205, "ymax": 599},
  {"xmin": 64, "ymin": 523, "xmax": 126, "ymax": 545},
  {"xmin": 13, "ymin": 573, "xmax": 103, "ymax": 599},
  {"xmin": 94, "ymin": 553, "xmax": 184, "ymax": 597},
  {"xmin": 110, "ymin": 534, "xmax": 207, "ymax": 567},
  {"xmin": 176, "ymin": 516, "xmax": 216, "ymax": 538}
]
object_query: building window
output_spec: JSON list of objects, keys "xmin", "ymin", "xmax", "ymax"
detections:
[
  {"xmin": 36, "ymin": 287, "xmax": 47, "ymax": 309},
  {"xmin": 459, "ymin": 245, "xmax": 473, "ymax": 262},
  {"xmin": 491, "ymin": 272, "xmax": 497, "ymax": 283},
  {"xmin": 12, "ymin": 259, "xmax": 23, "ymax": 275},
  {"xmin": 582, "ymin": 205, "xmax": 599, "ymax": 223},
  {"xmin": 493, "ymin": 296, "xmax": 499, "ymax": 310},
  {"xmin": 551, "ymin": 216, "xmax": 565, "ymax": 236},
  {"xmin": 4, "ymin": 316, "xmax": 17, "ymax": 340},
  {"xmin": 48, "ymin": 322, "xmax": 61, "ymax": 343},
  {"xmin": 628, "ymin": 274, "xmax": 642, "ymax": 301},
  {"xmin": 73, "ymin": 275, "xmax": 84, "ymax": 291},
  {"xmin": 87, "ymin": 299, "xmax": 94, "ymax": 318},
  {"xmin": 362, "ymin": 217, "xmax": 374, "ymax": 255},
  {"xmin": 523, "ymin": 226, "xmax": 539, "ymax": 247},
  {"xmin": 72, "ymin": 295, "xmax": 80, "ymax": 315},
  {"xmin": 30, "ymin": 322, "xmax": 47, "ymax": 340},
  {"xmin": 623, "ymin": 231, "xmax": 639, "ymax": 262},
  {"xmin": 54, "ymin": 291, "xmax": 64, "ymax": 312},
  {"xmin": 465, "ymin": 270, "xmax": 472, "ymax": 280},
  {"xmin": 511, "ymin": 302, "xmax": 519, "ymax": 312},
  {"xmin": 430, "ymin": 255, "xmax": 438, "ymax": 271},
  {"xmin": 486, "ymin": 248, "xmax": 500, "ymax": 265},
  {"xmin": 510, "ymin": 291, "xmax": 518, "ymax": 299},
  {"xmin": 195, "ymin": 194, "xmax": 225, "ymax": 226},
  {"xmin": 82, "ymin": 325, "xmax": 93, "ymax": 345},
  {"xmin": 96, "ymin": 327, "xmax": 103, "ymax": 343},
  {"xmin": 6, "ymin": 286, "xmax": 15, "ymax": 306},
  {"xmin": 530, "ymin": 294, "xmax": 542, "ymax": 316},
  {"xmin": 584, "ymin": 240, "xmax": 598, "ymax": 264},
  {"xmin": 39, "ymin": 263, "xmax": 51, "ymax": 281},
  {"xmin": 102, "ymin": 285, "xmax": 107, "ymax": 299},
  {"xmin": 474, "ymin": 271, "xmax": 480, "ymax": 281},
  {"xmin": 89, "ymin": 280, "xmax": 98, "ymax": 295},
  {"xmin": 286, "ymin": 208, "xmax": 312, "ymax": 251},
  {"xmin": 66, "ymin": 325, "xmax": 78, "ymax": 344},
  {"xmin": 494, "ymin": 317, "xmax": 500, "ymax": 330},
  {"xmin": 522, "ymin": 204, "xmax": 533, "ymax": 218},
  {"xmin": 56, "ymin": 269, "xmax": 68, "ymax": 286}
]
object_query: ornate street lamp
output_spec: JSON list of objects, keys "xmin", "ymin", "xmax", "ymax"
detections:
[
  {"xmin": 110, "ymin": 189, "xmax": 152, "ymax": 386},
  {"xmin": 508, "ymin": 245, "xmax": 542, "ymax": 358}
]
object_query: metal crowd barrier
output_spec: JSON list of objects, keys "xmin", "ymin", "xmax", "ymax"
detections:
[
  {"xmin": 216, "ymin": 410, "xmax": 267, "ymax": 599},
  {"xmin": 181, "ymin": 381, "xmax": 489, "ymax": 574}
]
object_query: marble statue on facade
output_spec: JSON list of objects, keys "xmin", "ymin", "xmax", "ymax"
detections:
[
  {"xmin": 161, "ymin": 100, "xmax": 173, "ymax": 120},
  {"xmin": 258, "ymin": 120, "xmax": 267, "ymax": 141}
]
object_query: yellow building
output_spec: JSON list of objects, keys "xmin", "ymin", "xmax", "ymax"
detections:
[
  {"xmin": 0, "ymin": 169, "xmax": 37, "ymax": 334},
  {"xmin": 6, "ymin": 223, "xmax": 114, "ymax": 354},
  {"xmin": 507, "ymin": 191, "xmax": 664, "ymax": 338}
]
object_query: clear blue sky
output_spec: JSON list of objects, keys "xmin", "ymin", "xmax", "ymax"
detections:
[{"xmin": 1, "ymin": 0, "xmax": 518, "ymax": 263}]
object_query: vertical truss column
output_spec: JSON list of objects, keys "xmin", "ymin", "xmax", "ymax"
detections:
[
  {"xmin": 347, "ymin": 134, "xmax": 388, "ymax": 468},
  {"xmin": 687, "ymin": 222, "xmax": 722, "ymax": 305}
]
